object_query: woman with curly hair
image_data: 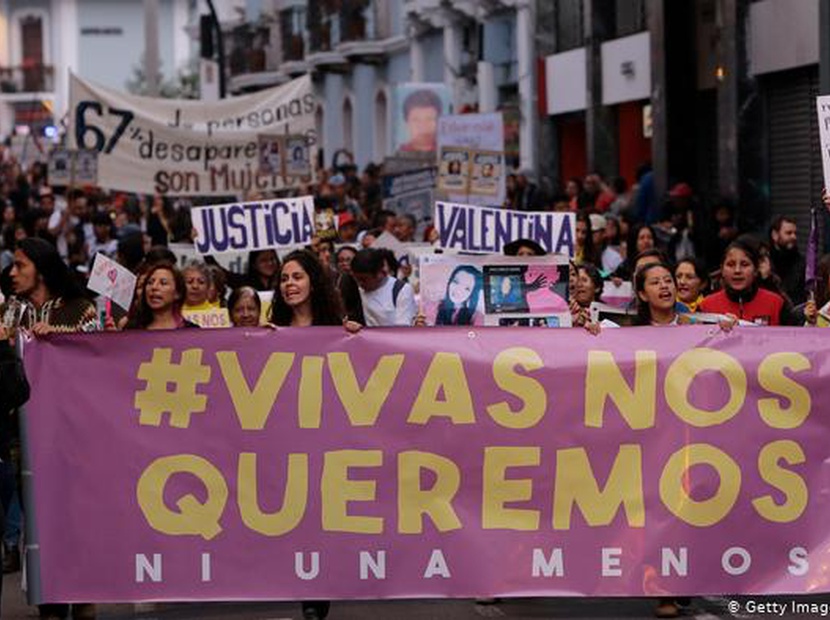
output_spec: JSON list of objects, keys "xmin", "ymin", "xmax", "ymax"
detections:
[{"xmin": 269, "ymin": 249, "xmax": 347, "ymax": 327}]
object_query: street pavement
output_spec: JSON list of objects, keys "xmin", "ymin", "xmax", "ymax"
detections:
[{"xmin": 3, "ymin": 573, "xmax": 830, "ymax": 619}]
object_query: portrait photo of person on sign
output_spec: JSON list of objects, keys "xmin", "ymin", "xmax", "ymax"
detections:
[{"xmin": 394, "ymin": 85, "xmax": 450, "ymax": 153}]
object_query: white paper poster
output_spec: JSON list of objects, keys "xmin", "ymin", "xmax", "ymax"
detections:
[{"xmin": 87, "ymin": 253, "xmax": 137, "ymax": 311}]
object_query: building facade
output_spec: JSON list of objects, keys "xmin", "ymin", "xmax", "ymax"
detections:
[
  {"xmin": 0, "ymin": 0, "xmax": 197, "ymax": 144},
  {"xmin": 225, "ymin": 0, "xmax": 534, "ymax": 171},
  {"xmin": 541, "ymin": 0, "xmax": 830, "ymax": 237}
]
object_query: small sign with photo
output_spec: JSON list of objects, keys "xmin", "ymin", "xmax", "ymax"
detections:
[
  {"xmin": 258, "ymin": 135, "xmax": 285, "ymax": 176},
  {"xmin": 285, "ymin": 135, "xmax": 312, "ymax": 178},
  {"xmin": 74, "ymin": 150, "xmax": 99, "ymax": 185},
  {"xmin": 469, "ymin": 150, "xmax": 503, "ymax": 197},
  {"xmin": 48, "ymin": 148, "xmax": 72, "ymax": 186},
  {"xmin": 438, "ymin": 146, "xmax": 470, "ymax": 193}
]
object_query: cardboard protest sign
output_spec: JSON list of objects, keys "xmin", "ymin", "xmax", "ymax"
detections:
[
  {"xmin": 469, "ymin": 151, "xmax": 503, "ymax": 197},
  {"xmin": 48, "ymin": 149, "xmax": 99, "ymax": 187},
  {"xmin": 435, "ymin": 201, "xmax": 576, "ymax": 257},
  {"xmin": 817, "ymin": 95, "xmax": 830, "ymax": 190},
  {"xmin": 257, "ymin": 135, "xmax": 284, "ymax": 176},
  {"xmin": 87, "ymin": 252, "xmax": 137, "ymax": 311},
  {"xmin": 285, "ymin": 135, "xmax": 312, "ymax": 177},
  {"xmin": 437, "ymin": 147, "xmax": 470, "ymax": 193},
  {"xmin": 436, "ymin": 112, "xmax": 505, "ymax": 205},
  {"xmin": 182, "ymin": 307, "xmax": 231, "ymax": 329},
  {"xmin": 602, "ymin": 280, "xmax": 634, "ymax": 310},
  {"xmin": 48, "ymin": 148, "xmax": 72, "ymax": 186},
  {"xmin": 74, "ymin": 150, "xmax": 99, "ymax": 185},
  {"xmin": 420, "ymin": 254, "xmax": 570, "ymax": 327},
  {"xmin": 167, "ymin": 243, "xmax": 248, "ymax": 274},
  {"xmin": 69, "ymin": 73, "xmax": 317, "ymax": 195},
  {"xmin": 381, "ymin": 168, "xmax": 437, "ymax": 239},
  {"xmin": 191, "ymin": 196, "xmax": 315, "ymax": 256}
]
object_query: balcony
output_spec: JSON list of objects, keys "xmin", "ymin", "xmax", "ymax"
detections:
[
  {"xmin": 279, "ymin": 10, "xmax": 311, "ymax": 76},
  {"xmin": 0, "ymin": 64, "xmax": 55, "ymax": 96},
  {"xmin": 227, "ymin": 23, "xmax": 289, "ymax": 93}
]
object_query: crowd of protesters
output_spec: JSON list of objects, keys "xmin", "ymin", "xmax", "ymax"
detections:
[{"xmin": 0, "ymin": 144, "xmax": 828, "ymax": 620}]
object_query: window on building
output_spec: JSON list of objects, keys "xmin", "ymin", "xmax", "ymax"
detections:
[
  {"xmin": 280, "ymin": 8, "xmax": 306, "ymax": 62},
  {"xmin": 615, "ymin": 0, "xmax": 646, "ymax": 37},
  {"xmin": 555, "ymin": 0, "xmax": 584, "ymax": 52}
]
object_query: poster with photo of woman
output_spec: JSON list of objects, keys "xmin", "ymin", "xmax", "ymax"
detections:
[
  {"xmin": 420, "ymin": 254, "xmax": 570, "ymax": 326},
  {"xmin": 285, "ymin": 135, "xmax": 312, "ymax": 178},
  {"xmin": 258, "ymin": 135, "xmax": 284, "ymax": 176}
]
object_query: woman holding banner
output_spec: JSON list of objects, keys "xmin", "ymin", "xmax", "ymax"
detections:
[
  {"xmin": 700, "ymin": 239, "xmax": 794, "ymax": 326},
  {"xmin": 182, "ymin": 261, "xmax": 217, "ymax": 312},
  {"xmin": 674, "ymin": 257, "xmax": 709, "ymax": 313},
  {"xmin": 228, "ymin": 286, "xmax": 262, "ymax": 328},
  {"xmin": 570, "ymin": 263, "xmax": 603, "ymax": 327},
  {"xmin": 268, "ymin": 249, "xmax": 359, "ymax": 619}
]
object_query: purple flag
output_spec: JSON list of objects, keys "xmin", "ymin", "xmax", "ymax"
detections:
[{"xmin": 806, "ymin": 205, "xmax": 819, "ymax": 290}]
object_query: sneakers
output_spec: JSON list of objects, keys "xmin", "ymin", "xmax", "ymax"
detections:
[{"xmin": 2, "ymin": 543, "xmax": 20, "ymax": 574}]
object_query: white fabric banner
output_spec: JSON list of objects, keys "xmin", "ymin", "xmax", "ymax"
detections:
[{"xmin": 69, "ymin": 73, "xmax": 317, "ymax": 196}]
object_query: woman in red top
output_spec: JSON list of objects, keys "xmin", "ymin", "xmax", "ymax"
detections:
[{"xmin": 700, "ymin": 239, "xmax": 791, "ymax": 325}]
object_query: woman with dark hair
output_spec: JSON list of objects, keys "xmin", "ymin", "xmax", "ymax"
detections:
[
  {"xmin": 269, "ymin": 250, "xmax": 352, "ymax": 328},
  {"xmin": 635, "ymin": 263, "xmax": 689, "ymax": 326},
  {"xmin": 1, "ymin": 224, "xmax": 26, "ymax": 272},
  {"xmin": 267, "ymin": 250, "xmax": 356, "ymax": 620},
  {"xmin": 228, "ymin": 286, "xmax": 261, "ymax": 328},
  {"xmin": 7, "ymin": 238, "xmax": 97, "ymax": 335},
  {"xmin": 574, "ymin": 212, "xmax": 601, "ymax": 266},
  {"xmin": 435, "ymin": 265, "xmax": 482, "ymax": 326},
  {"xmin": 126, "ymin": 261, "xmax": 195, "ymax": 330},
  {"xmin": 209, "ymin": 249, "xmax": 281, "ymax": 293},
  {"xmin": 674, "ymin": 257, "xmax": 709, "ymax": 313},
  {"xmin": 613, "ymin": 223, "xmax": 657, "ymax": 280},
  {"xmin": 146, "ymin": 194, "xmax": 176, "ymax": 246},
  {"xmin": 700, "ymin": 239, "xmax": 794, "ymax": 325},
  {"xmin": 570, "ymin": 263, "xmax": 603, "ymax": 327},
  {"xmin": 336, "ymin": 246, "xmax": 357, "ymax": 275},
  {"xmin": 246, "ymin": 249, "xmax": 281, "ymax": 290}
]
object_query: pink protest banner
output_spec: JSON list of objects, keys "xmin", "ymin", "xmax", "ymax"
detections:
[{"xmin": 22, "ymin": 327, "xmax": 830, "ymax": 603}]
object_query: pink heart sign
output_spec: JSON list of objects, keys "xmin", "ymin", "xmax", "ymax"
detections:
[{"xmin": 107, "ymin": 269, "xmax": 118, "ymax": 284}]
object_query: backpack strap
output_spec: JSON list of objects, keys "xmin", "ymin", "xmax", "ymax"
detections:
[{"xmin": 392, "ymin": 278, "xmax": 405, "ymax": 307}]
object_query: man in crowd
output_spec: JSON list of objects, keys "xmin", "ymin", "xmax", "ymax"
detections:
[
  {"xmin": 349, "ymin": 249, "xmax": 417, "ymax": 326},
  {"xmin": 769, "ymin": 215, "xmax": 806, "ymax": 305},
  {"xmin": 393, "ymin": 214, "xmax": 417, "ymax": 243},
  {"xmin": 329, "ymin": 173, "xmax": 364, "ymax": 225}
]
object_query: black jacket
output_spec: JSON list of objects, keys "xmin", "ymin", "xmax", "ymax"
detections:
[{"xmin": 0, "ymin": 339, "xmax": 29, "ymax": 425}]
